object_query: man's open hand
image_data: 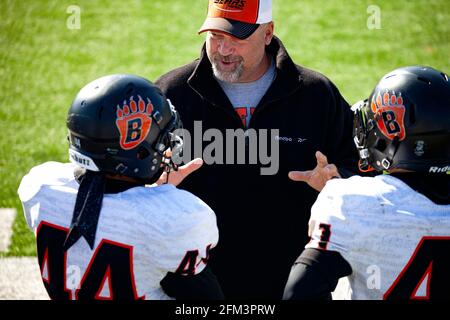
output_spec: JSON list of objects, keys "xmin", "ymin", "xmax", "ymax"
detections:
[
  {"xmin": 288, "ymin": 151, "xmax": 340, "ymax": 192},
  {"xmin": 156, "ymin": 158, "xmax": 204, "ymax": 186}
]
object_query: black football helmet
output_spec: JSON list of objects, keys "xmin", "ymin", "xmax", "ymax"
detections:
[
  {"xmin": 67, "ymin": 74, "xmax": 182, "ymax": 183},
  {"xmin": 353, "ymin": 66, "xmax": 450, "ymax": 173}
]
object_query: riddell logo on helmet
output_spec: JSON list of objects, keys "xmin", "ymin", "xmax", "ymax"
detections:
[
  {"xmin": 116, "ymin": 96, "xmax": 153, "ymax": 150},
  {"xmin": 429, "ymin": 166, "xmax": 450, "ymax": 173},
  {"xmin": 371, "ymin": 91, "xmax": 406, "ymax": 141}
]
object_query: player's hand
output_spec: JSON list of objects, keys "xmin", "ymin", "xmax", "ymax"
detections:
[
  {"xmin": 288, "ymin": 151, "xmax": 341, "ymax": 192},
  {"xmin": 156, "ymin": 158, "xmax": 204, "ymax": 187}
]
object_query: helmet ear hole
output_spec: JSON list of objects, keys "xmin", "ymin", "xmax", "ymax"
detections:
[
  {"xmin": 375, "ymin": 139, "xmax": 387, "ymax": 152},
  {"xmin": 137, "ymin": 147, "xmax": 150, "ymax": 160}
]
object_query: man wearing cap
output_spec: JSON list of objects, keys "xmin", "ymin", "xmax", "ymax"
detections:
[{"xmin": 156, "ymin": 0, "xmax": 358, "ymax": 299}]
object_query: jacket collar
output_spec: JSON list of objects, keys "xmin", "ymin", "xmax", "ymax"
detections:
[{"xmin": 187, "ymin": 36, "xmax": 303, "ymax": 109}]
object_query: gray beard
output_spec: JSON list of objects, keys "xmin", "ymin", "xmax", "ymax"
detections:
[{"xmin": 211, "ymin": 60, "xmax": 244, "ymax": 83}]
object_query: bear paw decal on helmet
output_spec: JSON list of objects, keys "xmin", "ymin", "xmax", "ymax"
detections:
[
  {"xmin": 371, "ymin": 91, "xmax": 406, "ymax": 141},
  {"xmin": 116, "ymin": 96, "xmax": 154, "ymax": 150}
]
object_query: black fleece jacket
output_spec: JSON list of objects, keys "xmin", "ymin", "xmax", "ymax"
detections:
[{"xmin": 155, "ymin": 36, "xmax": 358, "ymax": 299}]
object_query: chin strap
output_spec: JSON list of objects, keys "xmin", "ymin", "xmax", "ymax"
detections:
[{"xmin": 381, "ymin": 136, "xmax": 400, "ymax": 170}]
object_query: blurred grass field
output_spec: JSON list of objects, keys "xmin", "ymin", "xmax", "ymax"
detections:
[{"xmin": 0, "ymin": 0, "xmax": 449, "ymax": 257}]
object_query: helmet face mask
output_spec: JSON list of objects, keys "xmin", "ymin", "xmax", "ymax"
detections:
[
  {"xmin": 67, "ymin": 74, "xmax": 183, "ymax": 183},
  {"xmin": 352, "ymin": 66, "xmax": 450, "ymax": 174},
  {"xmin": 352, "ymin": 99, "xmax": 376, "ymax": 171}
]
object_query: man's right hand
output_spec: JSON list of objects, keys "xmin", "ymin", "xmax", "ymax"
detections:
[{"xmin": 288, "ymin": 151, "xmax": 340, "ymax": 192}]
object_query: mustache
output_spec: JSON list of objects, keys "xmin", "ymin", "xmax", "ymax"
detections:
[{"xmin": 212, "ymin": 53, "xmax": 243, "ymax": 63}]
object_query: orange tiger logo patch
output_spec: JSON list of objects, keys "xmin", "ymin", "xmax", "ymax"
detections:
[
  {"xmin": 116, "ymin": 96, "xmax": 154, "ymax": 150},
  {"xmin": 371, "ymin": 91, "xmax": 406, "ymax": 141}
]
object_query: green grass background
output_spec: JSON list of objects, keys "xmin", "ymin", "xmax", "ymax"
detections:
[{"xmin": 1, "ymin": 0, "xmax": 449, "ymax": 256}]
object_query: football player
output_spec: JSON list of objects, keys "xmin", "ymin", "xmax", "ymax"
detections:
[
  {"xmin": 18, "ymin": 75, "xmax": 223, "ymax": 300},
  {"xmin": 283, "ymin": 66, "xmax": 450, "ymax": 300}
]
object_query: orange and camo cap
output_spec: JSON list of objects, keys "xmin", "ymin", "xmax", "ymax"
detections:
[{"xmin": 199, "ymin": 0, "xmax": 272, "ymax": 39}]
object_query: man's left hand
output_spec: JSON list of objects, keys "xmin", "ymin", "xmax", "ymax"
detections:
[{"xmin": 288, "ymin": 151, "xmax": 341, "ymax": 192}]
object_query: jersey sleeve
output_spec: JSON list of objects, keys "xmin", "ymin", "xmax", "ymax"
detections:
[
  {"xmin": 18, "ymin": 162, "xmax": 71, "ymax": 201},
  {"xmin": 305, "ymin": 178, "xmax": 354, "ymax": 254},
  {"xmin": 155, "ymin": 190, "xmax": 219, "ymax": 276},
  {"xmin": 305, "ymin": 176, "xmax": 386, "ymax": 256},
  {"xmin": 17, "ymin": 162, "xmax": 77, "ymax": 231}
]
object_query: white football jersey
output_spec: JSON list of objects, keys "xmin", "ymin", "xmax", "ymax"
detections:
[
  {"xmin": 18, "ymin": 162, "xmax": 219, "ymax": 300},
  {"xmin": 305, "ymin": 174, "xmax": 450, "ymax": 300}
]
